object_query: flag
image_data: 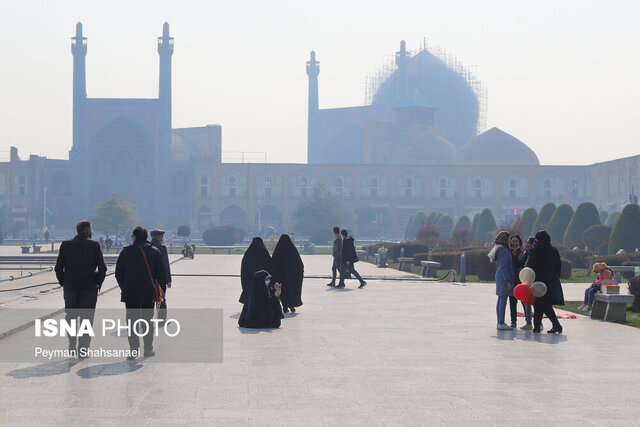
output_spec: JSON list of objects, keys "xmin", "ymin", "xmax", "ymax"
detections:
[{"xmin": 44, "ymin": 205, "xmax": 53, "ymax": 215}]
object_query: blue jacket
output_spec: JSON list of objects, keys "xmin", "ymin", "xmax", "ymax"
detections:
[{"xmin": 495, "ymin": 244, "xmax": 515, "ymax": 296}]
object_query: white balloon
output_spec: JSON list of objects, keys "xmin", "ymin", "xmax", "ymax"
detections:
[
  {"xmin": 519, "ymin": 267, "xmax": 536, "ymax": 285},
  {"xmin": 531, "ymin": 281, "xmax": 547, "ymax": 297}
]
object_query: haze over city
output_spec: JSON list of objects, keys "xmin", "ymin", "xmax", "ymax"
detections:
[{"xmin": 1, "ymin": 0, "xmax": 639, "ymax": 165}]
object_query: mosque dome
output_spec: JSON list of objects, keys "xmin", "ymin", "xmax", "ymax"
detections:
[
  {"xmin": 384, "ymin": 131, "xmax": 456, "ymax": 165},
  {"xmin": 371, "ymin": 48, "xmax": 480, "ymax": 146},
  {"xmin": 453, "ymin": 127, "xmax": 540, "ymax": 165}
]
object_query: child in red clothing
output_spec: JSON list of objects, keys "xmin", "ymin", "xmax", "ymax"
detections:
[{"xmin": 578, "ymin": 262, "xmax": 613, "ymax": 311}]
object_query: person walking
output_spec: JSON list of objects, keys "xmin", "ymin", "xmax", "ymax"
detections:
[
  {"xmin": 337, "ymin": 229, "xmax": 367, "ymax": 289},
  {"xmin": 115, "ymin": 226, "xmax": 166, "ymax": 359},
  {"xmin": 54, "ymin": 220, "xmax": 107, "ymax": 358},
  {"xmin": 526, "ymin": 230, "xmax": 565, "ymax": 334},
  {"xmin": 240, "ymin": 237, "xmax": 272, "ymax": 304},
  {"xmin": 327, "ymin": 226, "xmax": 343, "ymax": 287},
  {"xmin": 272, "ymin": 234, "xmax": 304, "ymax": 313},
  {"xmin": 490, "ymin": 231, "xmax": 514, "ymax": 330},
  {"xmin": 150, "ymin": 229, "xmax": 172, "ymax": 324}
]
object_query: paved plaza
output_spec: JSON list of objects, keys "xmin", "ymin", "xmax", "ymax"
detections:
[{"xmin": 0, "ymin": 254, "xmax": 639, "ymax": 425}]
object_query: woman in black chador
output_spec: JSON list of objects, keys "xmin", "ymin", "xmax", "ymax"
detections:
[
  {"xmin": 238, "ymin": 270, "xmax": 284, "ymax": 328},
  {"xmin": 272, "ymin": 234, "xmax": 304, "ymax": 313},
  {"xmin": 525, "ymin": 230, "xmax": 565, "ymax": 334},
  {"xmin": 240, "ymin": 237, "xmax": 272, "ymax": 304}
]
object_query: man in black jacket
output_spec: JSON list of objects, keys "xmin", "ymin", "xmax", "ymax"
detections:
[
  {"xmin": 327, "ymin": 226, "xmax": 344, "ymax": 287},
  {"xmin": 150, "ymin": 228, "xmax": 172, "ymax": 324},
  {"xmin": 115, "ymin": 226, "xmax": 166, "ymax": 359},
  {"xmin": 337, "ymin": 229, "xmax": 367, "ymax": 289},
  {"xmin": 55, "ymin": 220, "xmax": 107, "ymax": 358}
]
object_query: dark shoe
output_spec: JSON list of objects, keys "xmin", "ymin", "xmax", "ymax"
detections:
[
  {"xmin": 533, "ymin": 327, "xmax": 541, "ymax": 333},
  {"xmin": 143, "ymin": 350, "xmax": 156, "ymax": 358},
  {"xmin": 326, "ymin": 282, "xmax": 336, "ymax": 287},
  {"xmin": 547, "ymin": 326, "xmax": 563, "ymax": 334},
  {"xmin": 335, "ymin": 283, "xmax": 345, "ymax": 288},
  {"xmin": 358, "ymin": 281, "xmax": 367, "ymax": 289},
  {"xmin": 126, "ymin": 355, "xmax": 136, "ymax": 361},
  {"xmin": 283, "ymin": 307, "xmax": 289, "ymax": 313},
  {"xmin": 290, "ymin": 307, "xmax": 296, "ymax": 313}
]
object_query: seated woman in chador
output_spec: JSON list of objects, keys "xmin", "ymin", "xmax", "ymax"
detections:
[{"xmin": 238, "ymin": 270, "xmax": 284, "ymax": 329}]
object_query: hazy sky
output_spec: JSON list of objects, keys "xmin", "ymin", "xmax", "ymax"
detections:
[{"xmin": 1, "ymin": 0, "xmax": 639, "ymax": 165}]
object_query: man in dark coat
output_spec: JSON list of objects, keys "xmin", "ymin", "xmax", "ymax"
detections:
[
  {"xmin": 238, "ymin": 270, "xmax": 284, "ymax": 328},
  {"xmin": 150, "ymin": 228, "xmax": 172, "ymax": 324},
  {"xmin": 337, "ymin": 229, "xmax": 367, "ymax": 289},
  {"xmin": 240, "ymin": 237, "xmax": 272, "ymax": 304},
  {"xmin": 327, "ymin": 226, "xmax": 343, "ymax": 287},
  {"xmin": 115, "ymin": 226, "xmax": 166, "ymax": 359},
  {"xmin": 525, "ymin": 230, "xmax": 565, "ymax": 334},
  {"xmin": 272, "ymin": 234, "xmax": 304, "ymax": 313},
  {"xmin": 55, "ymin": 220, "xmax": 107, "ymax": 358}
]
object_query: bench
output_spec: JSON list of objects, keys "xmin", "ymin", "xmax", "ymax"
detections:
[
  {"xmin": 609, "ymin": 266, "xmax": 638, "ymax": 283},
  {"xmin": 591, "ymin": 293, "xmax": 634, "ymax": 322},
  {"xmin": 420, "ymin": 261, "xmax": 441, "ymax": 278},
  {"xmin": 207, "ymin": 246, "xmax": 235, "ymax": 254},
  {"xmin": 21, "ymin": 246, "xmax": 30, "ymax": 254},
  {"xmin": 356, "ymin": 250, "xmax": 368, "ymax": 261},
  {"xmin": 32, "ymin": 246, "xmax": 42, "ymax": 254},
  {"xmin": 397, "ymin": 257, "xmax": 414, "ymax": 272}
]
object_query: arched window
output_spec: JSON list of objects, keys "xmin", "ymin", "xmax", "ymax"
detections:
[
  {"xmin": 406, "ymin": 179, "xmax": 412, "ymax": 188},
  {"xmin": 335, "ymin": 177, "xmax": 343, "ymax": 187},
  {"xmin": 405, "ymin": 178, "xmax": 412, "ymax": 198},
  {"xmin": 371, "ymin": 177, "xmax": 378, "ymax": 187},
  {"xmin": 15, "ymin": 175, "xmax": 27, "ymax": 196},
  {"xmin": 544, "ymin": 179, "xmax": 551, "ymax": 198},
  {"xmin": 440, "ymin": 178, "xmax": 447, "ymax": 188},
  {"xmin": 474, "ymin": 179, "xmax": 482, "ymax": 197},
  {"xmin": 300, "ymin": 177, "xmax": 307, "ymax": 186},
  {"xmin": 264, "ymin": 177, "xmax": 272, "ymax": 186},
  {"xmin": 229, "ymin": 176, "xmax": 237, "ymax": 197},
  {"xmin": 263, "ymin": 177, "xmax": 272, "ymax": 197},
  {"xmin": 510, "ymin": 179, "xmax": 516, "ymax": 188},
  {"xmin": 200, "ymin": 176, "xmax": 209, "ymax": 198}
]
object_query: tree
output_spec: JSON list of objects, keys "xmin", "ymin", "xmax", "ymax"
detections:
[
  {"xmin": 563, "ymin": 202, "xmax": 601, "ymax": 248},
  {"xmin": 452, "ymin": 215, "xmax": 471, "ymax": 234},
  {"xmin": 518, "ymin": 207, "xmax": 538, "ymax": 238},
  {"xmin": 436, "ymin": 215, "xmax": 454, "ymax": 238},
  {"xmin": 293, "ymin": 185, "xmax": 343, "ymax": 236},
  {"xmin": 605, "ymin": 211, "xmax": 620, "ymax": 227},
  {"xmin": 202, "ymin": 226, "xmax": 241, "ymax": 245},
  {"xmin": 91, "ymin": 193, "xmax": 140, "ymax": 240},
  {"xmin": 451, "ymin": 229, "xmax": 472, "ymax": 248},
  {"xmin": 608, "ymin": 203, "xmax": 640, "ymax": 254},
  {"xmin": 599, "ymin": 210, "xmax": 609, "ymax": 224},
  {"xmin": 471, "ymin": 213, "xmax": 480, "ymax": 242},
  {"xmin": 531, "ymin": 202, "xmax": 556, "ymax": 234},
  {"xmin": 404, "ymin": 211, "xmax": 427, "ymax": 240},
  {"xmin": 177, "ymin": 225, "xmax": 191, "ymax": 238},
  {"xmin": 475, "ymin": 208, "xmax": 497, "ymax": 243},
  {"xmin": 546, "ymin": 204, "xmax": 574, "ymax": 243},
  {"xmin": 404, "ymin": 214, "xmax": 416, "ymax": 240},
  {"xmin": 583, "ymin": 224, "xmax": 612, "ymax": 255},
  {"xmin": 416, "ymin": 224, "xmax": 440, "ymax": 248},
  {"xmin": 427, "ymin": 212, "xmax": 442, "ymax": 226}
]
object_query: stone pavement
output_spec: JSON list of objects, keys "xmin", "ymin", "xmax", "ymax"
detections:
[{"xmin": 0, "ymin": 254, "xmax": 639, "ymax": 426}]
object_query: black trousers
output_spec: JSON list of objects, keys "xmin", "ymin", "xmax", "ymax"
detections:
[
  {"xmin": 63, "ymin": 287, "xmax": 98, "ymax": 352},
  {"xmin": 158, "ymin": 284, "xmax": 167, "ymax": 322},
  {"xmin": 508, "ymin": 296, "xmax": 518, "ymax": 325},
  {"xmin": 331, "ymin": 256, "xmax": 344, "ymax": 283},
  {"xmin": 125, "ymin": 302, "xmax": 155, "ymax": 352},
  {"xmin": 533, "ymin": 300, "xmax": 561, "ymax": 330},
  {"xmin": 339, "ymin": 262, "xmax": 364, "ymax": 284}
]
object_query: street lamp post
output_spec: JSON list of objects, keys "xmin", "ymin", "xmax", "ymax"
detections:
[{"xmin": 43, "ymin": 187, "xmax": 47, "ymax": 232}]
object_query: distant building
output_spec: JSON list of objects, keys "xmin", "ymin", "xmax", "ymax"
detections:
[{"xmin": 0, "ymin": 25, "xmax": 637, "ymax": 239}]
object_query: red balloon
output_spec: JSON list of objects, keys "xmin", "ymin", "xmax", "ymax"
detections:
[
  {"xmin": 523, "ymin": 294, "xmax": 537, "ymax": 306},
  {"xmin": 514, "ymin": 284, "xmax": 532, "ymax": 301}
]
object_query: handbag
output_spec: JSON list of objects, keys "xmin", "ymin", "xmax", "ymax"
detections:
[{"xmin": 140, "ymin": 246, "xmax": 165, "ymax": 303}]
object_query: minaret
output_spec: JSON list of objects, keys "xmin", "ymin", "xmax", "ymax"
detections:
[
  {"xmin": 306, "ymin": 50, "xmax": 320, "ymax": 163},
  {"xmin": 158, "ymin": 21, "xmax": 174, "ymax": 133},
  {"xmin": 71, "ymin": 22, "xmax": 87, "ymax": 152},
  {"xmin": 395, "ymin": 40, "xmax": 410, "ymax": 105}
]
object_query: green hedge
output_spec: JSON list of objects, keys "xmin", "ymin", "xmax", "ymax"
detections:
[
  {"xmin": 532, "ymin": 202, "xmax": 556, "ymax": 235},
  {"xmin": 560, "ymin": 258, "xmax": 573, "ymax": 280},
  {"xmin": 517, "ymin": 207, "xmax": 538, "ymax": 238},
  {"xmin": 547, "ymin": 204, "xmax": 574, "ymax": 243},
  {"xmin": 202, "ymin": 226, "xmax": 243, "ymax": 246},
  {"xmin": 387, "ymin": 242, "xmax": 430, "ymax": 262},
  {"xmin": 608, "ymin": 203, "xmax": 640, "ymax": 254},
  {"xmin": 564, "ymin": 202, "xmax": 601, "ymax": 248},
  {"xmin": 559, "ymin": 249, "xmax": 593, "ymax": 269}
]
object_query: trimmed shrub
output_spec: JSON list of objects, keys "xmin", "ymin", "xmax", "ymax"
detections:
[
  {"xmin": 387, "ymin": 242, "xmax": 430, "ymax": 262},
  {"xmin": 413, "ymin": 252, "xmax": 430, "ymax": 266},
  {"xmin": 362, "ymin": 242, "xmax": 395, "ymax": 256},
  {"xmin": 605, "ymin": 211, "xmax": 620, "ymax": 227},
  {"xmin": 416, "ymin": 225, "xmax": 440, "ymax": 247},
  {"xmin": 463, "ymin": 248, "xmax": 494, "ymax": 280},
  {"xmin": 453, "ymin": 215, "xmax": 471, "ymax": 234},
  {"xmin": 564, "ymin": 202, "xmax": 601, "ymax": 248},
  {"xmin": 202, "ymin": 226, "xmax": 241, "ymax": 245},
  {"xmin": 311, "ymin": 228, "xmax": 332, "ymax": 245},
  {"xmin": 518, "ymin": 207, "xmax": 538, "ymax": 238},
  {"xmin": 583, "ymin": 224, "xmax": 612, "ymax": 255},
  {"xmin": 595, "ymin": 254, "xmax": 629, "ymax": 266},
  {"xmin": 471, "ymin": 213, "xmax": 480, "ymax": 241},
  {"xmin": 599, "ymin": 211, "xmax": 610, "ymax": 224},
  {"xmin": 608, "ymin": 203, "xmax": 640, "ymax": 254},
  {"xmin": 532, "ymin": 202, "xmax": 556, "ymax": 235},
  {"xmin": 429, "ymin": 251, "xmax": 459, "ymax": 270},
  {"xmin": 560, "ymin": 258, "xmax": 572, "ymax": 280},
  {"xmin": 628, "ymin": 275, "xmax": 640, "ymax": 312},
  {"xmin": 547, "ymin": 204, "xmax": 574, "ymax": 244},
  {"xmin": 436, "ymin": 215, "xmax": 454, "ymax": 238},
  {"xmin": 559, "ymin": 249, "xmax": 594, "ymax": 269},
  {"xmin": 475, "ymin": 208, "xmax": 497, "ymax": 243},
  {"xmin": 177, "ymin": 225, "xmax": 191, "ymax": 238}
]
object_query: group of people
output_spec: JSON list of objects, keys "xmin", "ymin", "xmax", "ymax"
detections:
[
  {"xmin": 327, "ymin": 227, "xmax": 367, "ymax": 289},
  {"xmin": 55, "ymin": 221, "xmax": 172, "ymax": 360},
  {"xmin": 492, "ymin": 229, "xmax": 565, "ymax": 333},
  {"xmin": 238, "ymin": 235, "xmax": 304, "ymax": 329}
]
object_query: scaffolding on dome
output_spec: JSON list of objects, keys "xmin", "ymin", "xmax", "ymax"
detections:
[{"xmin": 364, "ymin": 39, "xmax": 488, "ymax": 133}]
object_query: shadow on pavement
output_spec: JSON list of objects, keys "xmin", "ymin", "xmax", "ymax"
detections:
[
  {"xmin": 238, "ymin": 327, "xmax": 276, "ymax": 334},
  {"xmin": 229, "ymin": 312, "xmax": 241, "ymax": 319},
  {"xmin": 76, "ymin": 360, "xmax": 144, "ymax": 378},
  {"xmin": 6, "ymin": 358, "xmax": 80, "ymax": 379},
  {"xmin": 492, "ymin": 332, "xmax": 568, "ymax": 344},
  {"xmin": 326, "ymin": 288, "xmax": 354, "ymax": 292}
]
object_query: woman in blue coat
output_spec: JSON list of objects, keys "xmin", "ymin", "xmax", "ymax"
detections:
[{"xmin": 490, "ymin": 231, "xmax": 515, "ymax": 330}]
